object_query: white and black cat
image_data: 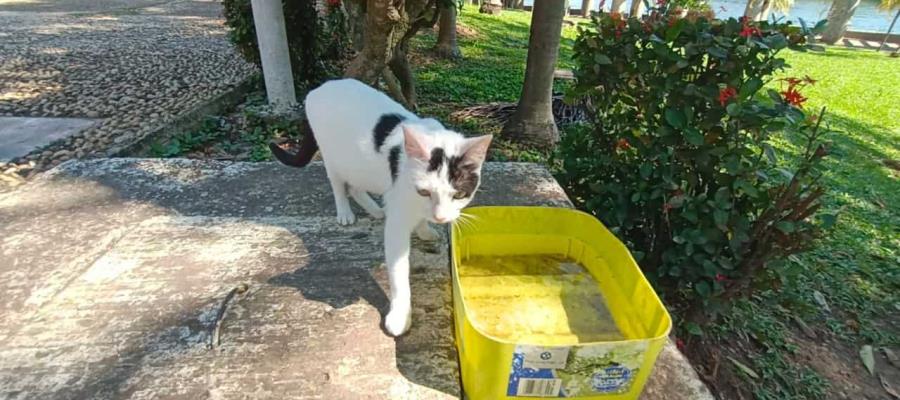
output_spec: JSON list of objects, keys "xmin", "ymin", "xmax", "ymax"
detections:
[{"xmin": 270, "ymin": 79, "xmax": 492, "ymax": 336}]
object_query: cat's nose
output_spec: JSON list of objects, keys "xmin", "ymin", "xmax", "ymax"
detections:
[{"xmin": 434, "ymin": 216, "xmax": 450, "ymax": 224}]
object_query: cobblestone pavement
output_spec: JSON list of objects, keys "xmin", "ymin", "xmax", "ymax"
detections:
[{"xmin": 0, "ymin": 0, "xmax": 257, "ymax": 189}]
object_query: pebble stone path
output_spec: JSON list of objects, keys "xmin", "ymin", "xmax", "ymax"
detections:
[{"xmin": 0, "ymin": 0, "xmax": 257, "ymax": 189}]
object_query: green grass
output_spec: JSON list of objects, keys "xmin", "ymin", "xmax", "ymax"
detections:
[
  {"xmin": 411, "ymin": 7, "xmax": 900, "ymax": 399},
  {"xmin": 412, "ymin": 6, "xmax": 579, "ymax": 111}
]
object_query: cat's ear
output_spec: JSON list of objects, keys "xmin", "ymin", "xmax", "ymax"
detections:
[
  {"xmin": 403, "ymin": 125, "xmax": 430, "ymax": 161},
  {"xmin": 461, "ymin": 134, "xmax": 493, "ymax": 164}
]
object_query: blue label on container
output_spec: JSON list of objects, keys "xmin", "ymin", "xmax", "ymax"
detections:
[
  {"xmin": 591, "ymin": 365, "xmax": 632, "ymax": 392},
  {"xmin": 505, "ymin": 342, "xmax": 648, "ymax": 397}
]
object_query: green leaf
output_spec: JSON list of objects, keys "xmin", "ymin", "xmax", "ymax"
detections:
[
  {"xmin": 685, "ymin": 322, "xmax": 703, "ymax": 336},
  {"xmin": 666, "ymin": 21, "xmax": 684, "ymax": 42},
  {"xmin": 684, "ymin": 128, "xmax": 704, "ymax": 145},
  {"xmin": 776, "ymin": 168, "xmax": 795, "ymax": 181},
  {"xmin": 763, "ymin": 143, "xmax": 777, "ymax": 163},
  {"xmin": 640, "ymin": 163, "xmax": 652, "ymax": 179},
  {"xmin": 673, "ymin": 235, "xmax": 686, "ymax": 244},
  {"xmin": 768, "ymin": 89, "xmax": 783, "ymax": 104},
  {"xmin": 726, "ymin": 103, "xmax": 741, "ymax": 116},
  {"xmin": 728, "ymin": 357, "xmax": 760, "ymax": 379},
  {"xmin": 631, "ymin": 192, "xmax": 641, "ymax": 202},
  {"xmin": 707, "ymin": 46, "xmax": 727, "ymax": 58},
  {"xmin": 860, "ymin": 345, "xmax": 875, "ymax": 375},
  {"xmin": 819, "ymin": 213, "xmax": 838, "ymax": 229},
  {"xmin": 594, "ymin": 54, "xmax": 612, "ymax": 65},
  {"xmin": 734, "ymin": 179, "xmax": 758, "ymax": 196},
  {"xmin": 665, "ymin": 108, "xmax": 686, "ymax": 128},
  {"xmin": 695, "ymin": 281, "xmax": 711, "ymax": 297},
  {"xmin": 714, "ymin": 187, "xmax": 730, "ymax": 205},
  {"xmin": 739, "ymin": 78, "xmax": 763, "ymax": 99},
  {"xmin": 775, "ymin": 221, "xmax": 795, "ymax": 233},
  {"xmin": 714, "ymin": 209, "xmax": 729, "ymax": 229}
]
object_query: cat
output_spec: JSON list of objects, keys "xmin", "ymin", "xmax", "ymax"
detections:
[{"xmin": 269, "ymin": 79, "xmax": 492, "ymax": 336}]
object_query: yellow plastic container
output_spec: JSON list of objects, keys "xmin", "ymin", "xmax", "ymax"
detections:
[{"xmin": 451, "ymin": 207, "xmax": 671, "ymax": 399}]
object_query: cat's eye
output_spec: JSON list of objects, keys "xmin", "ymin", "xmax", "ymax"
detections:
[
  {"xmin": 453, "ymin": 192, "xmax": 467, "ymax": 200},
  {"xmin": 417, "ymin": 189, "xmax": 431, "ymax": 197}
]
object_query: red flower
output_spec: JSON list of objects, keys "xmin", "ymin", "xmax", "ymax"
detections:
[
  {"xmin": 739, "ymin": 17, "xmax": 761, "ymax": 38},
  {"xmin": 718, "ymin": 87, "xmax": 737, "ymax": 106},
  {"xmin": 781, "ymin": 87, "xmax": 808, "ymax": 107},
  {"xmin": 715, "ymin": 273, "xmax": 728, "ymax": 282},
  {"xmin": 656, "ymin": 0, "xmax": 667, "ymax": 6},
  {"xmin": 740, "ymin": 25, "xmax": 761, "ymax": 38},
  {"xmin": 675, "ymin": 338, "xmax": 686, "ymax": 351},
  {"xmin": 662, "ymin": 202, "xmax": 674, "ymax": 213},
  {"xmin": 610, "ymin": 11, "xmax": 622, "ymax": 20},
  {"xmin": 616, "ymin": 138, "xmax": 631, "ymax": 150},
  {"xmin": 326, "ymin": 0, "xmax": 341, "ymax": 8}
]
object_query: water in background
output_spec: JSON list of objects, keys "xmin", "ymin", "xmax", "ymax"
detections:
[{"xmin": 522, "ymin": 0, "xmax": 897, "ymax": 33}]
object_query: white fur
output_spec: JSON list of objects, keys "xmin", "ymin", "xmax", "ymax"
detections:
[{"xmin": 305, "ymin": 79, "xmax": 491, "ymax": 336}]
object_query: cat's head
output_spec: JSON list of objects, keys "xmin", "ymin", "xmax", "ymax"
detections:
[{"xmin": 403, "ymin": 126, "xmax": 492, "ymax": 224}]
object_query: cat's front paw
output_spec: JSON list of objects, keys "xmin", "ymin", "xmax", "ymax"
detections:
[
  {"xmin": 336, "ymin": 209, "xmax": 356, "ymax": 225},
  {"xmin": 384, "ymin": 307, "xmax": 411, "ymax": 337}
]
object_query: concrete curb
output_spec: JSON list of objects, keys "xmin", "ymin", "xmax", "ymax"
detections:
[{"xmin": 105, "ymin": 73, "xmax": 261, "ymax": 157}]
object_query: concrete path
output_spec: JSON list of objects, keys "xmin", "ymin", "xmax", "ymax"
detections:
[
  {"xmin": 0, "ymin": 159, "xmax": 713, "ymax": 399},
  {"xmin": 0, "ymin": 0, "xmax": 256, "ymax": 183},
  {"xmin": 0, "ymin": 117, "xmax": 96, "ymax": 162}
]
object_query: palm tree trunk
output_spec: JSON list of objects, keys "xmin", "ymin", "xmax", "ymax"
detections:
[
  {"xmin": 611, "ymin": 0, "xmax": 627, "ymax": 13},
  {"xmin": 878, "ymin": 9, "xmax": 900, "ymax": 52},
  {"xmin": 744, "ymin": 0, "xmax": 773, "ymax": 21},
  {"xmin": 629, "ymin": 0, "xmax": 643, "ymax": 17},
  {"xmin": 501, "ymin": 0, "xmax": 566, "ymax": 150},
  {"xmin": 582, "ymin": 0, "xmax": 594, "ymax": 16},
  {"xmin": 434, "ymin": 3, "xmax": 461, "ymax": 58},
  {"xmin": 820, "ymin": 0, "xmax": 862, "ymax": 44}
]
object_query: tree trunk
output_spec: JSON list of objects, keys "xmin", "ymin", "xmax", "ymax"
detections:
[
  {"xmin": 581, "ymin": 0, "xmax": 593, "ymax": 16},
  {"xmin": 345, "ymin": 0, "xmax": 437, "ymax": 108},
  {"xmin": 744, "ymin": 0, "xmax": 773, "ymax": 21},
  {"xmin": 629, "ymin": 0, "xmax": 643, "ymax": 17},
  {"xmin": 611, "ymin": 0, "xmax": 627, "ymax": 13},
  {"xmin": 344, "ymin": 0, "xmax": 367, "ymax": 52},
  {"xmin": 345, "ymin": 0, "xmax": 400, "ymax": 84},
  {"xmin": 820, "ymin": 0, "xmax": 861, "ymax": 44},
  {"xmin": 434, "ymin": 3, "xmax": 461, "ymax": 58},
  {"xmin": 480, "ymin": 0, "xmax": 502, "ymax": 14},
  {"xmin": 501, "ymin": 0, "xmax": 566, "ymax": 150},
  {"xmin": 879, "ymin": 9, "xmax": 900, "ymax": 52}
]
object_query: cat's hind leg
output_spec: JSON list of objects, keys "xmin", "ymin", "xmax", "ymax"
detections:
[
  {"xmin": 350, "ymin": 188, "xmax": 385, "ymax": 219},
  {"xmin": 326, "ymin": 172, "xmax": 355, "ymax": 225}
]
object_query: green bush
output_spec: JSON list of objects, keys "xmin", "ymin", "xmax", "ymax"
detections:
[
  {"xmin": 556, "ymin": 7, "xmax": 832, "ymax": 322},
  {"xmin": 222, "ymin": 0, "xmax": 349, "ymax": 92}
]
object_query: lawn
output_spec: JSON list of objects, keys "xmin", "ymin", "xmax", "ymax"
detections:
[{"xmin": 412, "ymin": 5, "xmax": 900, "ymax": 399}]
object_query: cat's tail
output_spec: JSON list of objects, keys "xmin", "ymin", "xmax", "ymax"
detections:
[{"xmin": 269, "ymin": 119, "xmax": 318, "ymax": 168}]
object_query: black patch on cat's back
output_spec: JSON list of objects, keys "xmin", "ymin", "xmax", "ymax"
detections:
[
  {"xmin": 448, "ymin": 155, "xmax": 480, "ymax": 198},
  {"xmin": 427, "ymin": 148, "xmax": 445, "ymax": 172},
  {"xmin": 373, "ymin": 114, "xmax": 406, "ymax": 151},
  {"xmin": 388, "ymin": 145, "xmax": 402, "ymax": 182}
]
